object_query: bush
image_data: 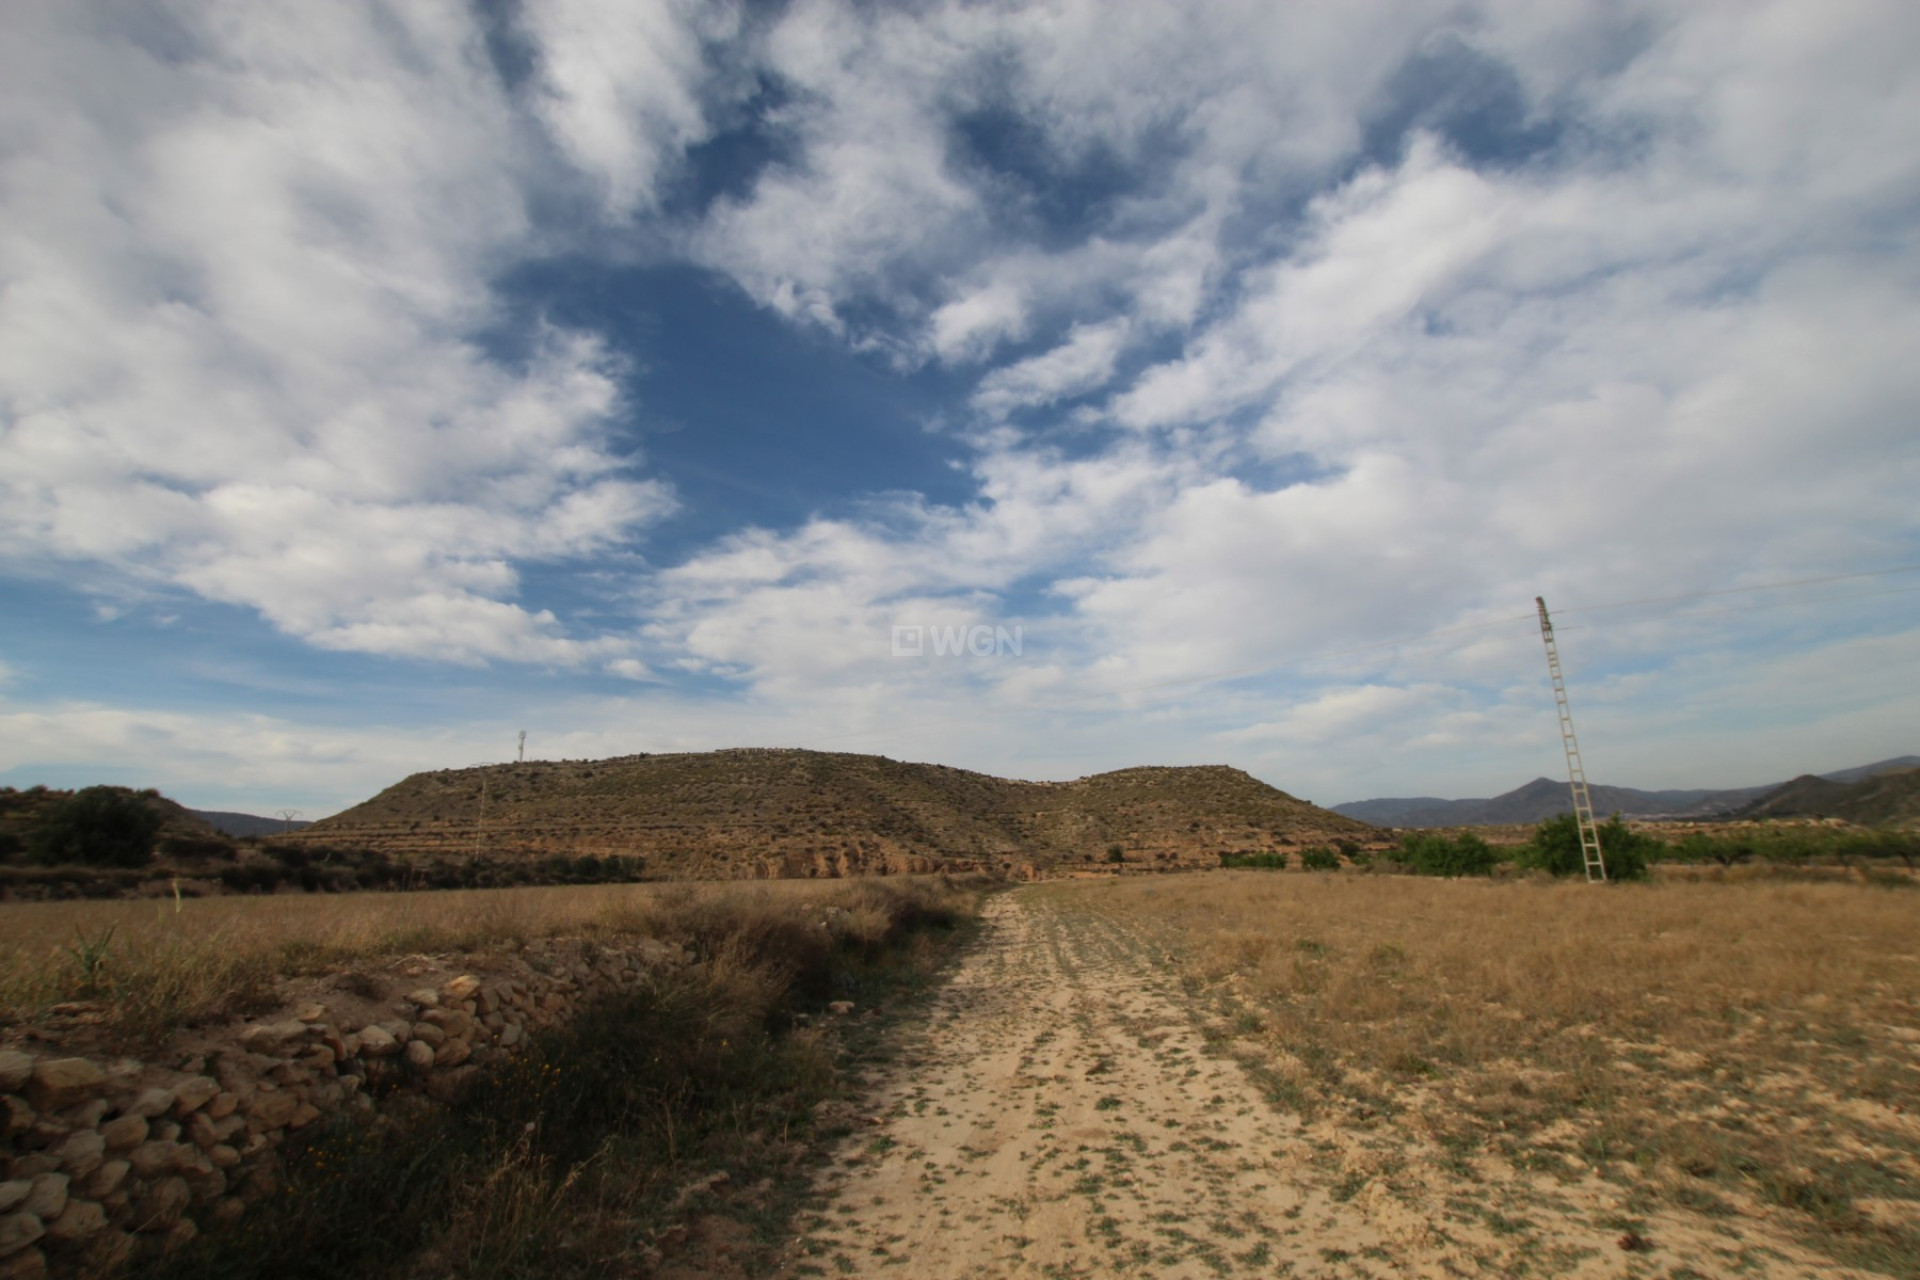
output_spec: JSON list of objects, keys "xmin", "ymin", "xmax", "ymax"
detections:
[
  {"xmin": 1299, "ymin": 846, "xmax": 1340, "ymax": 872},
  {"xmin": 1105, "ymin": 844, "xmax": 1125, "ymax": 864},
  {"xmin": 1220, "ymin": 850, "xmax": 1289, "ymax": 869},
  {"xmin": 27, "ymin": 786, "xmax": 161, "ymax": 868},
  {"xmin": 1397, "ymin": 831, "xmax": 1499, "ymax": 878},
  {"xmin": 1517, "ymin": 813, "xmax": 1659, "ymax": 881},
  {"xmin": 1841, "ymin": 829, "xmax": 1920, "ymax": 869}
]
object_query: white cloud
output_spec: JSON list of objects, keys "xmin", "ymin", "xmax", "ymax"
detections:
[
  {"xmin": 972, "ymin": 320, "xmax": 1130, "ymax": 417},
  {"xmin": 928, "ymin": 281, "xmax": 1031, "ymax": 365},
  {"xmin": 0, "ymin": 2, "xmax": 681, "ymax": 665},
  {"xmin": 520, "ymin": 0, "xmax": 736, "ymax": 216},
  {"xmin": 5, "ymin": 0, "xmax": 1920, "ymax": 807}
]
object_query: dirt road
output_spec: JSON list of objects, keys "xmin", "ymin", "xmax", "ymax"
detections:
[
  {"xmin": 782, "ymin": 884, "xmax": 1885, "ymax": 1280},
  {"xmin": 785, "ymin": 886, "xmax": 1359, "ymax": 1277}
]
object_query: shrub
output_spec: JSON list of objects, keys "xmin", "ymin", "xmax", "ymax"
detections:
[
  {"xmin": 27, "ymin": 786, "xmax": 161, "ymax": 868},
  {"xmin": 1299, "ymin": 846, "xmax": 1341, "ymax": 872},
  {"xmin": 1396, "ymin": 831, "xmax": 1499, "ymax": 878},
  {"xmin": 1105, "ymin": 844, "xmax": 1125, "ymax": 864},
  {"xmin": 1841, "ymin": 829, "xmax": 1920, "ymax": 869},
  {"xmin": 1220, "ymin": 850, "xmax": 1289, "ymax": 869},
  {"xmin": 1517, "ymin": 813, "xmax": 1659, "ymax": 881}
]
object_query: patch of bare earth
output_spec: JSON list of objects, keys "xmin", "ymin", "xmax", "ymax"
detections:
[{"xmin": 779, "ymin": 884, "xmax": 1903, "ymax": 1278}]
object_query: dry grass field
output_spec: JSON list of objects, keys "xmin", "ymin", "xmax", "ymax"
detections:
[
  {"xmin": 1091, "ymin": 872, "xmax": 1920, "ymax": 1275},
  {"xmin": 7, "ymin": 869, "xmax": 1916, "ymax": 1277}
]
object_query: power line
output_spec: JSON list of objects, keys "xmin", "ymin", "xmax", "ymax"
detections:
[{"xmin": 1550, "ymin": 563, "xmax": 1920, "ymax": 618}]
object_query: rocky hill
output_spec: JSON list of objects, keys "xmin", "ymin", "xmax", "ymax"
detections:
[{"xmin": 282, "ymin": 748, "xmax": 1375, "ymax": 878}]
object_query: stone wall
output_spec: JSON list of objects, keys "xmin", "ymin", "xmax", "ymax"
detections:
[{"xmin": 0, "ymin": 935, "xmax": 689, "ymax": 1279}]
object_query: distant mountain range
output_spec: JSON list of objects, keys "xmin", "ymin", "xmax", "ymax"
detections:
[
  {"xmin": 191, "ymin": 809, "xmax": 313, "ymax": 838},
  {"xmin": 1332, "ymin": 756, "xmax": 1920, "ymax": 827}
]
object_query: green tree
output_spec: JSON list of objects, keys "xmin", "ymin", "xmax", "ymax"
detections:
[
  {"xmin": 27, "ymin": 786, "xmax": 161, "ymax": 868},
  {"xmin": 1396, "ymin": 831, "xmax": 1499, "ymax": 877},
  {"xmin": 1299, "ymin": 846, "xmax": 1340, "ymax": 872},
  {"xmin": 1517, "ymin": 813, "xmax": 1659, "ymax": 881}
]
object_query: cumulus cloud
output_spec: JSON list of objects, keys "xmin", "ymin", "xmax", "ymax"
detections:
[
  {"xmin": 0, "ymin": 2, "xmax": 683, "ymax": 664},
  {"xmin": 6, "ymin": 0, "xmax": 1920, "ymax": 804}
]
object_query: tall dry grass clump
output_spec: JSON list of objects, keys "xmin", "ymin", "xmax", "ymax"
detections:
[{"xmin": 0, "ymin": 876, "xmax": 979, "ymax": 1049}]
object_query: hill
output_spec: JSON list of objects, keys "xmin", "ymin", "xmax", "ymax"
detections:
[
  {"xmin": 0, "ymin": 784, "xmax": 228, "ymax": 853},
  {"xmin": 282, "ymin": 748, "xmax": 1375, "ymax": 878},
  {"xmin": 1333, "ymin": 755, "xmax": 1920, "ymax": 827},
  {"xmin": 192, "ymin": 809, "xmax": 313, "ymax": 838},
  {"xmin": 1333, "ymin": 778, "xmax": 1776, "ymax": 827},
  {"xmin": 1735, "ymin": 768, "xmax": 1920, "ymax": 827}
]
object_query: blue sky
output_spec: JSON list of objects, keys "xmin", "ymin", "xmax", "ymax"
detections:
[{"xmin": 3, "ymin": 1, "xmax": 1918, "ymax": 817}]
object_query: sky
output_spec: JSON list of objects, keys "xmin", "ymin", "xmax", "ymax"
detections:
[{"xmin": 3, "ymin": 0, "xmax": 1918, "ymax": 818}]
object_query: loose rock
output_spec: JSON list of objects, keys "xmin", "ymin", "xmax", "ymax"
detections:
[
  {"xmin": 19, "ymin": 1178, "xmax": 64, "ymax": 1225},
  {"xmin": 52, "ymin": 1131, "xmax": 103, "ymax": 1179},
  {"xmin": 356, "ymin": 1024, "xmax": 399, "ymax": 1057},
  {"xmin": 245, "ymin": 1092, "xmax": 299, "ymax": 1131},
  {"xmin": 43, "ymin": 1198, "xmax": 106, "ymax": 1245},
  {"xmin": 129, "ymin": 1178, "xmax": 190, "ymax": 1233},
  {"xmin": 0, "ymin": 1212, "xmax": 43, "ymax": 1259},
  {"xmin": 0, "ymin": 1100, "xmax": 31, "ymax": 1143},
  {"xmin": 99, "ymin": 1113, "xmax": 147, "ymax": 1152},
  {"xmin": 24, "ymin": 1061, "xmax": 103, "ymax": 1114},
  {"xmin": 170, "ymin": 1076, "xmax": 220, "ymax": 1117},
  {"xmin": 82, "ymin": 1162, "xmax": 128, "ymax": 1200}
]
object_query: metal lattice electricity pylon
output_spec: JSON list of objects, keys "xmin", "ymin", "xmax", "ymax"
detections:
[{"xmin": 1536, "ymin": 597, "xmax": 1607, "ymax": 883}]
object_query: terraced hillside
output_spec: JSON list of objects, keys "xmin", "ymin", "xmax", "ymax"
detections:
[{"xmin": 282, "ymin": 748, "xmax": 1375, "ymax": 879}]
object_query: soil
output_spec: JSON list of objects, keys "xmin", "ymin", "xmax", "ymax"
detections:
[{"xmin": 774, "ymin": 885, "xmax": 1890, "ymax": 1278}]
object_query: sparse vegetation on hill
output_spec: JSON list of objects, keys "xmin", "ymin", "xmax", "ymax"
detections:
[
  {"xmin": 282, "ymin": 748, "xmax": 1376, "ymax": 879},
  {"xmin": 1737, "ymin": 767, "xmax": 1920, "ymax": 827}
]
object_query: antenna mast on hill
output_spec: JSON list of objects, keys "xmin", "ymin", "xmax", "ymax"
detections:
[
  {"xmin": 518, "ymin": 730, "xmax": 526, "ymax": 763},
  {"xmin": 1536, "ymin": 597, "xmax": 1607, "ymax": 883}
]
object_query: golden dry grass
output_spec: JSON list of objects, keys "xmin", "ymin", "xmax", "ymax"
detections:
[
  {"xmin": 0, "ymin": 876, "xmax": 958, "ymax": 1049},
  {"xmin": 1070, "ymin": 871, "xmax": 1920, "ymax": 1273}
]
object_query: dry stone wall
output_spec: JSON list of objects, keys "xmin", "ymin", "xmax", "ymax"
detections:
[{"xmin": 0, "ymin": 935, "xmax": 690, "ymax": 1279}]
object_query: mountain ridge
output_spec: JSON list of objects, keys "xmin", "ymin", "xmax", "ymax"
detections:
[{"xmin": 1334, "ymin": 756, "xmax": 1920, "ymax": 827}]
